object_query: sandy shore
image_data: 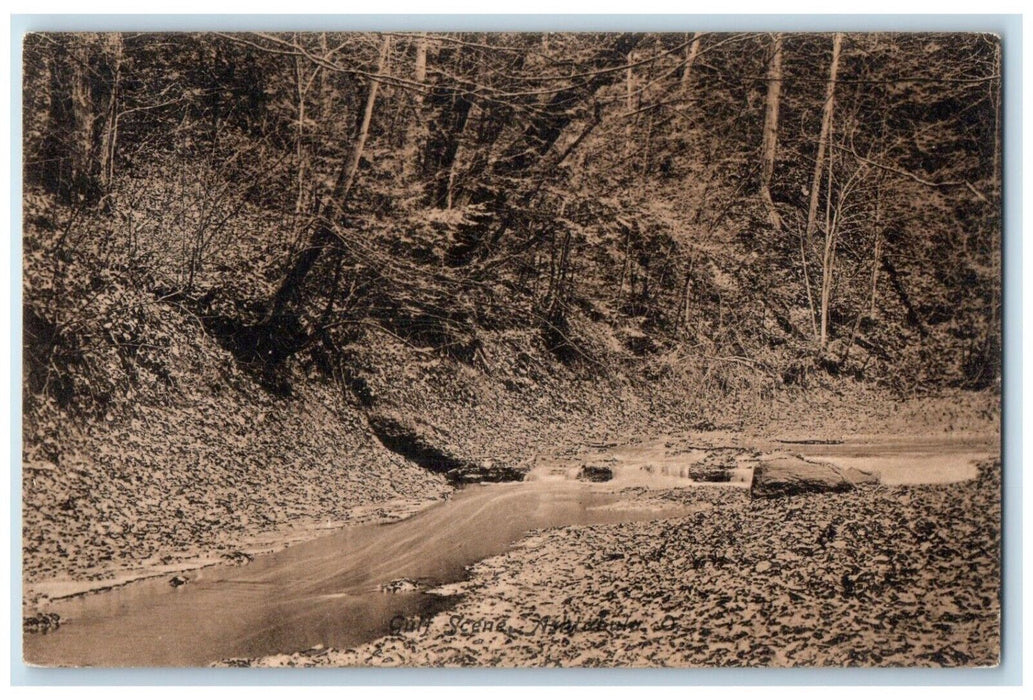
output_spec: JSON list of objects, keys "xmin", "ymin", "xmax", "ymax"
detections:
[{"xmin": 228, "ymin": 459, "xmax": 1000, "ymax": 668}]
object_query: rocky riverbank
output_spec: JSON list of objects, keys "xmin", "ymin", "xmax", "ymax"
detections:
[
  {"xmin": 23, "ymin": 277, "xmax": 998, "ymax": 597},
  {"xmin": 21, "ymin": 382, "xmax": 452, "ymax": 602},
  {"xmin": 228, "ymin": 459, "xmax": 1000, "ymax": 668}
]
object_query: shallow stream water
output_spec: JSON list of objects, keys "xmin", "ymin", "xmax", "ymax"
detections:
[
  {"xmin": 24, "ymin": 433, "xmax": 997, "ymax": 667},
  {"xmin": 24, "ymin": 481, "xmax": 694, "ymax": 666}
]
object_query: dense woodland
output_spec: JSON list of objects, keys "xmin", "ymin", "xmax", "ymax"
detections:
[{"xmin": 23, "ymin": 32, "xmax": 1001, "ymax": 424}]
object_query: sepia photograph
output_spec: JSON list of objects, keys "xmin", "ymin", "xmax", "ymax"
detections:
[{"xmin": 20, "ymin": 28, "xmax": 1002, "ymax": 669}]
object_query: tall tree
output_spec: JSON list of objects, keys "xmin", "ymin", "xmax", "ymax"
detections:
[
  {"xmin": 39, "ymin": 34, "xmax": 100, "ymax": 203},
  {"xmin": 96, "ymin": 33, "xmax": 122, "ymax": 194},
  {"xmin": 758, "ymin": 33, "xmax": 783, "ymax": 229},
  {"xmin": 804, "ymin": 32, "xmax": 843, "ymax": 348},
  {"xmin": 399, "ymin": 32, "xmax": 429, "ymax": 184},
  {"xmin": 259, "ymin": 33, "xmax": 391, "ymax": 360},
  {"xmin": 681, "ymin": 32, "xmax": 702, "ymax": 97}
]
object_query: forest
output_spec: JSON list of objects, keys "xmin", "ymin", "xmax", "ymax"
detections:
[
  {"xmin": 21, "ymin": 33, "xmax": 1003, "ymax": 599},
  {"xmin": 23, "ymin": 32, "xmax": 1000, "ymax": 412}
]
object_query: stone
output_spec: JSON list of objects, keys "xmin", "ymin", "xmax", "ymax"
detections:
[
  {"xmin": 221, "ymin": 550, "xmax": 254, "ymax": 566},
  {"xmin": 843, "ymin": 466, "xmax": 880, "ymax": 485},
  {"xmin": 689, "ymin": 467, "xmax": 733, "ymax": 483},
  {"xmin": 446, "ymin": 462, "xmax": 527, "ymax": 485},
  {"xmin": 379, "ymin": 578, "xmax": 422, "ymax": 593},
  {"xmin": 366, "ymin": 408, "xmax": 525, "ymax": 485},
  {"xmin": 750, "ymin": 455, "xmax": 873, "ymax": 499},
  {"xmin": 578, "ymin": 465, "xmax": 614, "ymax": 482},
  {"xmin": 23, "ymin": 612, "xmax": 60, "ymax": 634}
]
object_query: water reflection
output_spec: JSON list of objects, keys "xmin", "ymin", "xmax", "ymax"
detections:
[{"xmin": 25, "ymin": 482, "xmax": 690, "ymax": 667}]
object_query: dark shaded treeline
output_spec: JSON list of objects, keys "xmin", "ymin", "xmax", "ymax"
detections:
[{"xmin": 23, "ymin": 32, "xmax": 1000, "ymax": 418}]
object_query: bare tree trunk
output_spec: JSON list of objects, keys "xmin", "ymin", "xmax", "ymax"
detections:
[
  {"xmin": 800, "ymin": 231, "xmax": 818, "ymax": 339},
  {"xmin": 293, "ymin": 49, "xmax": 307, "ymax": 218},
  {"xmin": 548, "ymin": 216, "xmax": 573, "ymax": 321},
  {"xmin": 677, "ymin": 33, "xmax": 701, "ymax": 330},
  {"xmin": 641, "ymin": 44, "xmax": 658, "ymax": 174},
  {"xmin": 45, "ymin": 35, "xmax": 99, "ymax": 202},
  {"xmin": 414, "ymin": 33, "xmax": 427, "ymax": 83},
  {"xmin": 265, "ymin": 34, "xmax": 390, "ymax": 326},
  {"xmin": 805, "ymin": 32, "xmax": 842, "ymax": 346},
  {"xmin": 443, "ymin": 33, "xmax": 487, "ymax": 209},
  {"xmin": 819, "ymin": 152, "xmax": 838, "ymax": 348},
  {"xmin": 624, "ymin": 49, "xmax": 635, "ymax": 156},
  {"xmin": 759, "ymin": 33, "xmax": 783, "ymax": 229},
  {"xmin": 681, "ymin": 32, "xmax": 702, "ymax": 96},
  {"xmin": 445, "ymin": 106, "xmax": 477, "ymax": 210},
  {"xmin": 680, "ymin": 256, "xmax": 695, "ymax": 328},
  {"xmin": 615, "ymin": 227, "xmax": 631, "ymax": 311},
  {"xmin": 337, "ymin": 37, "xmax": 388, "ymax": 203},
  {"xmin": 285, "ymin": 36, "xmax": 327, "ymax": 257},
  {"xmin": 869, "ymin": 183, "xmax": 882, "ymax": 318},
  {"xmin": 71, "ymin": 38, "xmax": 96, "ymax": 201},
  {"xmin": 841, "ymin": 189, "xmax": 882, "ymax": 366},
  {"xmin": 643, "ymin": 106, "xmax": 655, "ymax": 175},
  {"xmin": 421, "ymin": 41, "xmax": 475, "ymax": 207},
  {"xmin": 401, "ymin": 33, "xmax": 428, "ymax": 183},
  {"xmin": 97, "ymin": 34, "xmax": 122, "ymax": 194}
]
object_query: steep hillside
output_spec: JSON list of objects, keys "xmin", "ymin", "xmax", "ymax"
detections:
[{"xmin": 21, "ymin": 32, "xmax": 1001, "ymax": 589}]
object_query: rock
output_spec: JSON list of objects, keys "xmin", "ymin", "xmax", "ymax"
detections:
[
  {"xmin": 221, "ymin": 550, "xmax": 254, "ymax": 566},
  {"xmin": 689, "ymin": 467, "xmax": 733, "ymax": 483},
  {"xmin": 754, "ymin": 560, "xmax": 773, "ymax": 573},
  {"xmin": 379, "ymin": 578, "xmax": 422, "ymax": 593},
  {"xmin": 578, "ymin": 465, "xmax": 614, "ymax": 483},
  {"xmin": 23, "ymin": 612, "xmax": 60, "ymax": 634},
  {"xmin": 843, "ymin": 467, "xmax": 880, "ymax": 486},
  {"xmin": 751, "ymin": 456, "xmax": 860, "ymax": 499},
  {"xmin": 367, "ymin": 408, "xmax": 524, "ymax": 484},
  {"xmin": 446, "ymin": 462, "xmax": 527, "ymax": 485},
  {"xmin": 169, "ymin": 575, "xmax": 189, "ymax": 587}
]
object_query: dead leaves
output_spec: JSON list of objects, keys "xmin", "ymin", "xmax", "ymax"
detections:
[
  {"xmin": 257, "ymin": 461, "xmax": 1000, "ymax": 668},
  {"xmin": 22, "ymin": 382, "xmax": 450, "ymax": 585}
]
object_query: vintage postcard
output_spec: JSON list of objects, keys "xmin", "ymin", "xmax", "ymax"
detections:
[{"xmin": 22, "ymin": 30, "xmax": 1001, "ymax": 668}]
